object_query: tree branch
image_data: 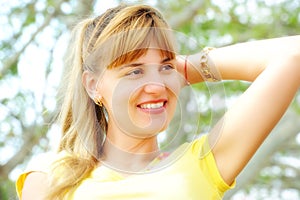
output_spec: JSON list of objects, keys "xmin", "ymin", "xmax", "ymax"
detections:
[
  {"xmin": 0, "ymin": 0, "xmax": 66, "ymax": 77},
  {"xmin": 0, "ymin": 112, "xmax": 55, "ymax": 179},
  {"xmin": 168, "ymin": 0, "xmax": 205, "ymax": 29}
]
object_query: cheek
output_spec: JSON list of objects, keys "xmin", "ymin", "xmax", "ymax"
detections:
[
  {"xmin": 164, "ymin": 74, "xmax": 182, "ymax": 97},
  {"xmin": 108, "ymin": 79, "xmax": 143, "ymax": 128},
  {"xmin": 109, "ymin": 81, "xmax": 135, "ymax": 114},
  {"xmin": 164, "ymin": 75, "xmax": 182, "ymax": 120}
]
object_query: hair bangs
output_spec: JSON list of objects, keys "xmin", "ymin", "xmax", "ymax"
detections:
[{"xmin": 108, "ymin": 27, "xmax": 176, "ymax": 69}]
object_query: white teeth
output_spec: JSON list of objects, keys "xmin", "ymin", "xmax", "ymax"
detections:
[{"xmin": 140, "ymin": 102, "xmax": 164, "ymax": 109}]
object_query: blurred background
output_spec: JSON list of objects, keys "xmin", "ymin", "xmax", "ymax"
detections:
[{"xmin": 0, "ymin": 0, "xmax": 299, "ymax": 199}]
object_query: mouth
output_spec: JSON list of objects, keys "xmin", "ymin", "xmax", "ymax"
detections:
[{"xmin": 137, "ymin": 100, "xmax": 167, "ymax": 112}]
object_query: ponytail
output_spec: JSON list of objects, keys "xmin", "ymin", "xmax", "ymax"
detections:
[{"xmin": 46, "ymin": 18, "xmax": 106, "ymax": 199}]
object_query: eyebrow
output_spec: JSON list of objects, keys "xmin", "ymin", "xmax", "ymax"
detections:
[
  {"xmin": 161, "ymin": 57, "xmax": 171, "ymax": 63},
  {"xmin": 120, "ymin": 57, "xmax": 172, "ymax": 69},
  {"xmin": 119, "ymin": 63, "xmax": 144, "ymax": 70}
]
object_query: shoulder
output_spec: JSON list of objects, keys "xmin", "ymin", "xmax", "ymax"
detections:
[
  {"xmin": 16, "ymin": 151, "xmax": 65, "ymax": 199},
  {"xmin": 21, "ymin": 171, "xmax": 48, "ymax": 200}
]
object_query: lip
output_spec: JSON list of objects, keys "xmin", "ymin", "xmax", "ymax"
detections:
[{"xmin": 137, "ymin": 99, "xmax": 167, "ymax": 114}]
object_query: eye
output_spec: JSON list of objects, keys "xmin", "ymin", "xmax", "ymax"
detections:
[
  {"xmin": 161, "ymin": 64, "xmax": 174, "ymax": 71},
  {"xmin": 126, "ymin": 68, "xmax": 143, "ymax": 76}
]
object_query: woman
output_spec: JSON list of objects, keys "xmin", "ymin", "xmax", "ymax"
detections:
[{"xmin": 16, "ymin": 4, "xmax": 300, "ymax": 200}]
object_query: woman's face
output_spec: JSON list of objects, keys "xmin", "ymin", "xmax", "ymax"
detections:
[{"xmin": 97, "ymin": 48, "xmax": 182, "ymax": 138}]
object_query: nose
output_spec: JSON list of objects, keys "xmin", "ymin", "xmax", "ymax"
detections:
[
  {"xmin": 143, "ymin": 80, "xmax": 166, "ymax": 94},
  {"xmin": 142, "ymin": 65, "xmax": 168, "ymax": 94}
]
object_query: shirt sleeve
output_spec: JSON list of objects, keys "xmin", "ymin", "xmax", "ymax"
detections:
[{"xmin": 190, "ymin": 135, "xmax": 236, "ymax": 194}]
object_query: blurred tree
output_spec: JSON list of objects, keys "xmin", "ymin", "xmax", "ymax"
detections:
[{"xmin": 0, "ymin": 0, "xmax": 299, "ymax": 199}]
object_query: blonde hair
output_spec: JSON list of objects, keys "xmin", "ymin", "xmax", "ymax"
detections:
[{"xmin": 47, "ymin": 4, "xmax": 175, "ymax": 199}]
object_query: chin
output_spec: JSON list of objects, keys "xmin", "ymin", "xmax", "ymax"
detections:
[
  {"xmin": 146, "ymin": 123, "xmax": 169, "ymax": 136},
  {"xmin": 127, "ymin": 123, "xmax": 169, "ymax": 139}
]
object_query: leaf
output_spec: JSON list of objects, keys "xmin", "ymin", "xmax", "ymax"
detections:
[{"xmin": 8, "ymin": 59, "xmax": 19, "ymax": 75}]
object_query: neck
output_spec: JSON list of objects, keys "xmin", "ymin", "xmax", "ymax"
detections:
[{"xmin": 101, "ymin": 127, "xmax": 160, "ymax": 173}]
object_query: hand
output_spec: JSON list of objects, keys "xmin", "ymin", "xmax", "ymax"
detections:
[{"xmin": 175, "ymin": 54, "xmax": 188, "ymax": 87}]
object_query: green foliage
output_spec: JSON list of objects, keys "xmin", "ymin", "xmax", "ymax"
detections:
[
  {"xmin": 291, "ymin": 91, "xmax": 300, "ymax": 114},
  {"xmin": 0, "ymin": 178, "xmax": 17, "ymax": 200},
  {"xmin": 8, "ymin": 60, "xmax": 19, "ymax": 76}
]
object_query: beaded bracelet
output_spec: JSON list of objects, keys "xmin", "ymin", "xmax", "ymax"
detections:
[{"xmin": 199, "ymin": 47, "xmax": 220, "ymax": 82}]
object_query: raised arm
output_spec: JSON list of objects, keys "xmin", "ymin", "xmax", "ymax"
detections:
[
  {"xmin": 177, "ymin": 35, "xmax": 300, "ymax": 185},
  {"xmin": 180, "ymin": 35, "xmax": 300, "ymax": 83}
]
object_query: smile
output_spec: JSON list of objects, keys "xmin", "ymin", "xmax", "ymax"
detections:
[
  {"xmin": 139, "ymin": 102, "xmax": 164, "ymax": 109},
  {"xmin": 137, "ymin": 100, "xmax": 167, "ymax": 114}
]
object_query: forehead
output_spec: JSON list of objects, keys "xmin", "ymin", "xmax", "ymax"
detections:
[{"xmin": 133, "ymin": 48, "xmax": 170, "ymax": 62}]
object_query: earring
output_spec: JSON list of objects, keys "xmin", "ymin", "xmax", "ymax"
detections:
[{"xmin": 94, "ymin": 96, "xmax": 103, "ymax": 107}]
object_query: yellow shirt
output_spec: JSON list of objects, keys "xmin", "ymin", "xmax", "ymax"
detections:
[{"xmin": 16, "ymin": 136, "xmax": 235, "ymax": 199}]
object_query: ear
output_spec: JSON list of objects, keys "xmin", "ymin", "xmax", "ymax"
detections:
[{"xmin": 82, "ymin": 70, "xmax": 99, "ymax": 99}]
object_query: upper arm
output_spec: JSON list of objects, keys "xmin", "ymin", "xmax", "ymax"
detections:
[
  {"xmin": 209, "ymin": 54, "xmax": 300, "ymax": 185},
  {"xmin": 21, "ymin": 172, "xmax": 48, "ymax": 200}
]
